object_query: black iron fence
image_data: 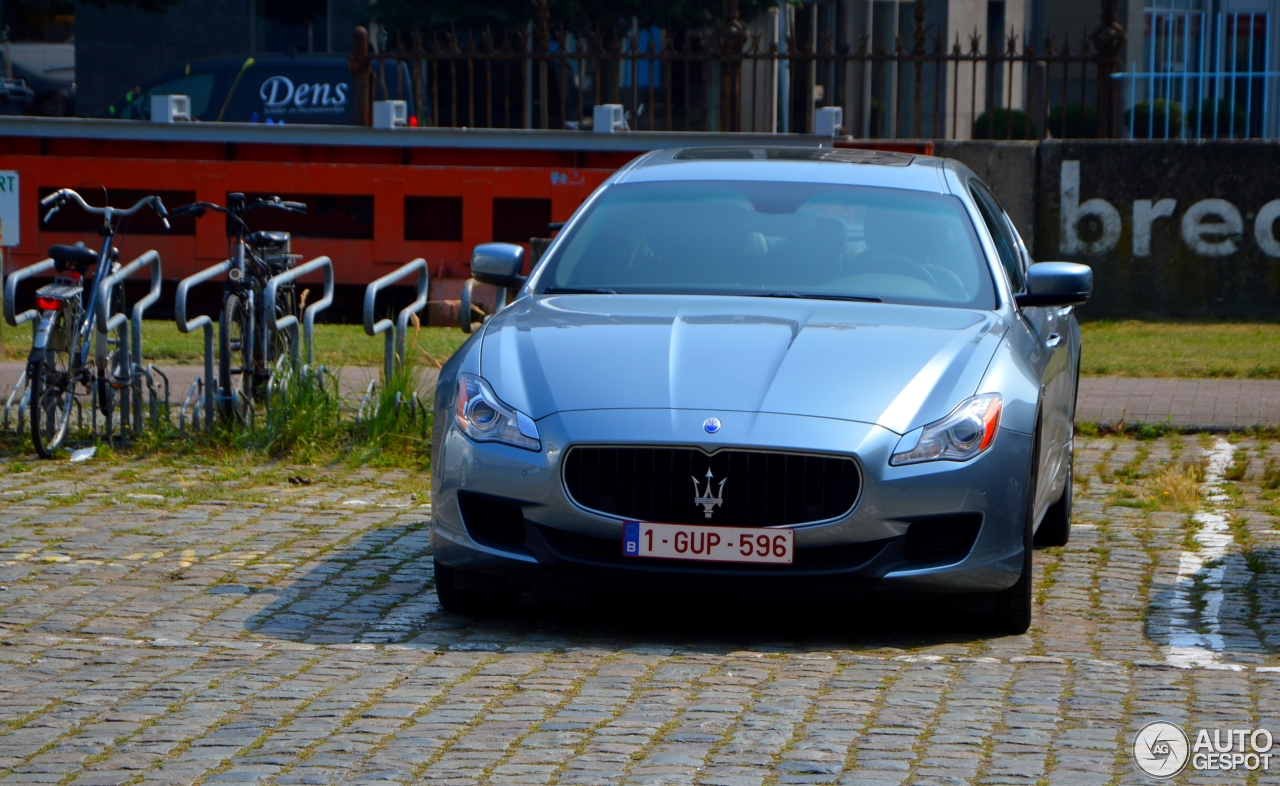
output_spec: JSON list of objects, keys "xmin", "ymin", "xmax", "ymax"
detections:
[{"xmin": 351, "ymin": 1, "xmax": 1129, "ymax": 140}]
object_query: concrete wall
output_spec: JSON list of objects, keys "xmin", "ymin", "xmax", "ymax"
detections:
[
  {"xmin": 1036, "ymin": 139, "xmax": 1280, "ymax": 320},
  {"xmin": 932, "ymin": 138, "xmax": 1280, "ymax": 320},
  {"xmin": 934, "ymin": 140, "xmax": 1038, "ymax": 252}
]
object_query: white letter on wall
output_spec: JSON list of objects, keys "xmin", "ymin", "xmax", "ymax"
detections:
[
  {"xmin": 1132, "ymin": 199, "xmax": 1176, "ymax": 256},
  {"xmin": 1181, "ymin": 199, "xmax": 1243, "ymax": 256},
  {"xmin": 1060, "ymin": 160, "xmax": 1121, "ymax": 256},
  {"xmin": 1254, "ymin": 200, "xmax": 1280, "ymax": 257}
]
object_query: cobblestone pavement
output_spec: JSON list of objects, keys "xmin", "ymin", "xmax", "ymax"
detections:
[{"xmin": 0, "ymin": 436, "xmax": 1278, "ymax": 785}]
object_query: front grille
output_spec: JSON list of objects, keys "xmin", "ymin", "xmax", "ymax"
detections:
[
  {"xmin": 536, "ymin": 526, "xmax": 887, "ymax": 571},
  {"xmin": 458, "ymin": 491, "xmax": 527, "ymax": 547},
  {"xmin": 901, "ymin": 513, "xmax": 983, "ymax": 563},
  {"xmin": 563, "ymin": 447, "xmax": 861, "ymax": 527}
]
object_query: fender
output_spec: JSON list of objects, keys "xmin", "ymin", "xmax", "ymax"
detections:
[{"xmin": 30, "ymin": 310, "xmax": 58, "ymax": 354}]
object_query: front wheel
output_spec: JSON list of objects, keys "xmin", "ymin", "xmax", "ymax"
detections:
[
  {"xmin": 219, "ymin": 293, "xmax": 252, "ymax": 416},
  {"xmin": 28, "ymin": 315, "xmax": 74, "ymax": 459},
  {"xmin": 95, "ymin": 285, "xmax": 124, "ymax": 421},
  {"xmin": 985, "ymin": 424, "xmax": 1040, "ymax": 635},
  {"xmin": 1034, "ymin": 449, "xmax": 1072, "ymax": 548},
  {"xmin": 266, "ymin": 292, "xmax": 295, "ymax": 365}
]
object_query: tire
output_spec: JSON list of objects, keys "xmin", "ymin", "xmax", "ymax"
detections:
[
  {"xmin": 28, "ymin": 316, "xmax": 74, "ymax": 459},
  {"xmin": 1034, "ymin": 448, "xmax": 1072, "ymax": 548},
  {"xmin": 251, "ymin": 292, "xmax": 294, "ymax": 393},
  {"xmin": 269, "ymin": 293, "xmax": 295, "ymax": 364},
  {"xmin": 219, "ymin": 294, "xmax": 252, "ymax": 416},
  {"xmin": 433, "ymin": 561, "xmax": 521, "ymax": 616},
  {"xmin": 95, "ymin": 285, "xmax": 124, "ymax": 421},
  {"xmin": 988, "ymin": 422, "xmax": 1040, "ymax": 635}
]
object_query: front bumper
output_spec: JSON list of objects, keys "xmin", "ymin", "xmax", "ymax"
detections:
[{"xmin": 431, "ymin": 408, "xmax": 1032, "ymax": 594}]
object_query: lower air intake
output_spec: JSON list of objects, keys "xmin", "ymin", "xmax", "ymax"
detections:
[
  {"xmin": 458, "ymin": 491, "xmax": 527, "ymax": 548},
  {"xmin": 901, "ymin": 513, "xmax": 983, "ymax": 564}
]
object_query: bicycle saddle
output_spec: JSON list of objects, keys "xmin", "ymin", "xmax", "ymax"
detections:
[
  {"xmin": 249, "ymin": 231, "xmax": 289, "ymax": 247},
  {"xmin": 48, "ymin": 243, "xmax": 98, "ymax": 267}
]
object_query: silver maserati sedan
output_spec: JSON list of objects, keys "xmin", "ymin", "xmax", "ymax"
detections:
[{"xmin": 430, "ymin": 147, "xmax": 1091, "ymax": 634}]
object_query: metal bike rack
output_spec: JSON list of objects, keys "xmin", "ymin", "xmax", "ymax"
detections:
[
  {"xmin": 357, "ymin": 378, "xmax": 378, "ymax": 423},
  {"xmin": 363, "ymin": 257, "xmax": 429, "ymax": 381},
  {"xmin": 146, "ymin": 365, "xmax": 170, "ymax": 431},
  {"xmin": 178, "ymin": 377, "xmax": 204, "ymax": 434},
  {"xmin": 175, "ymin": 259, "xmax": 233, "ymax": 429},
  {"xmin": 263, "ymin": 256, "xmax": 333, "ymax": 369},
  {"xmin": 96, "ymin": 250, "xmax": 164, "ymax": 437},
  {"xmin": 4, "ymin": 258, "xmax": 56, "ymax": 329},
  {"xmin": 459, "ymin": 278, "xmax": 509, "ymax": 334},
  {"xmin": 3, "ymin": 258, "xmax": 55, "ymax": 432},
  {"xmin": 2, "ymin": 368, "xmax": 27, "ymax": 433}
]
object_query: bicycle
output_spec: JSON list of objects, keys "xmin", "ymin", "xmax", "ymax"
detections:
[
  {"xmin": 27, "ymin": 188, "xmax": 170, "ymax": 458},
  {"xmin": 169, "ymin": 194, "xmax": 307, "ymax": 418}
]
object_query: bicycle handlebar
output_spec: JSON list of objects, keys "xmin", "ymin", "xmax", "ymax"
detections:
[
  {"xmin": 41, "ymin": 188, "xmax": 170, "ymax": 230},
  {"xmin": 169, "ymin": 197, "xmax": 307, "ymax": 228},
  {"xmin": 245, "ymin": 196, "xmax": 307, "ymax": 215}
]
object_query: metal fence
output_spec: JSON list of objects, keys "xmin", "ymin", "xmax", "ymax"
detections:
[
  {"xmin": 351, "ymin": 1, "xmax": 1129, "ymax": 140},
  {"xmin": 1118, "ymin": 7, "xmax": 1278, "ymax": 139}
]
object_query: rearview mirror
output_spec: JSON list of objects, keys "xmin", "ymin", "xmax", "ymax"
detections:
[
  {"xmin": 471, "ymin": 243, "xmax": 526, "ymax": 289},
  {"xmin": 1015, "ymin": 262, "xmax": 1093, "ymax": 308}
]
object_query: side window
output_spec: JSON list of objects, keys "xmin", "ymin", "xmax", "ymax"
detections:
[{"xmin": 968, "ymin": 181, "xmax": 1025, "ymax": 293}]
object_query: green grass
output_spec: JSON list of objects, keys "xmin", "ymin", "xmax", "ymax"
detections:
[
  {"xmin": 1081, "ymin": 321, "xmax": 1280, "ymax": 378},
  {"xmin": 8, "ymin": 317, "xmax": 1280, "ymax": 381},
  {"xmin": 0, "ymin": 320, "xmax": 469, "ymax": 368}
]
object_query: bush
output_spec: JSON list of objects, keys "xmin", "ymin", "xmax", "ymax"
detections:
[
  {"xmin": 972, "ymin": 108, "xmax": 1038, "ymax": 140},
  {"xmin": 1125, "ymin": 99, "xmax": 1183, "ymax": 138},
  {"xmin": 1185, "ymin": 99, "xmax": 1248, "ymax": 138},
  {"xmin": 1047, "ymin": 102, "xmax": 1097, "ymax": 138}
]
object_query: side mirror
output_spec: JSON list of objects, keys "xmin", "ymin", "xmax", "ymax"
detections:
[
  {"xmin": 471, "ymin": 243, "xmax": 526, "ymax": 289},
  {"xmin": 1015, "ymin": 262, "xmax": 1093, "ymax": 308}
]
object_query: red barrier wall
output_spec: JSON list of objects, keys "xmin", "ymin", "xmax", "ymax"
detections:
[
  {"xmin": 0, "ymin": 136, "xmax": 628, "ymax": 285},
  {"xmin": 0, "ymin": 120, "xmax": 932, "ymax": 306}
]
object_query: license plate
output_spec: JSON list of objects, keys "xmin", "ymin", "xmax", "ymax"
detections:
[{"xmin": 622, "ymin": 521, "xmax": 793, "ymax": 564}]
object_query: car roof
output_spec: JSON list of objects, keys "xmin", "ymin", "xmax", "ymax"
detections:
[
  {"xmin": 181, "ymin": 54, "xmax": 347, "ymax": 71},
  {"xmin": 617, "ymin": 146, "xmax": 952, "ymax": 193}
]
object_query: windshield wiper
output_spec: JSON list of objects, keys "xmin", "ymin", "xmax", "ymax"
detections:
[
  {"xmin": 542, "ymin": 287, "xmax": 618, "ymax": 295},
  {"xmin": 758, "ymin": 291, "xmax": 882, "ymax": 303}
]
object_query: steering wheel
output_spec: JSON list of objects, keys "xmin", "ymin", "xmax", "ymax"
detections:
[{"xmin": 851, "ymin": 252, "xmax": 940, "ymax": 288}]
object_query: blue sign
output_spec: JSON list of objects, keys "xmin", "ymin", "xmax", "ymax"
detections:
[{"xmin": 623, "ymin": 521, "xmax": 640, "ymax": 556}]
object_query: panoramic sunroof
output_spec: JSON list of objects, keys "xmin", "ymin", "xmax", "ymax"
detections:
[{"xmin": 672, "ymin": 147, "xmax": 915, "ymax": 166}]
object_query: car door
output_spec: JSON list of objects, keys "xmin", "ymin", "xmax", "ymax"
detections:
[
  {"xmin": 222, "ymin": 59, "xmax": 354, "ymax": 124},
  {"xmin": 968, "ymin": 179, "xmax": 1068, "ymax": 520}
]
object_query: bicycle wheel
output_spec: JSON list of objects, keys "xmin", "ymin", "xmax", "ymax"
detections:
[
  {"xmin": 219, "ymin": 293, "xmax": 252, "ymax": 416},
  {"xmin": 95, "ymin": 285, "xmax": 124, "ymax": 420},
  {"xmin": 28, "ymin": 313, "xmax": 74, "ymax": 459},
  {"xmin": 264, "ymin": 292, "xmax": 294, "ymax": 368}
]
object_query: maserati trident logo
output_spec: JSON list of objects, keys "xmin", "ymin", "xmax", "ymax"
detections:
[{"xmin": 692, "ymin": 468, "xmax": 727, "ymax": 518}]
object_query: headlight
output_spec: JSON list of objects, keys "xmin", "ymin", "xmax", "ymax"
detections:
[
  {"xmin": 454, "ymin": 372, "xmax": 541, "ymax": 451},
  {"xmin": 890, "ymin": 393, "xmax": 1002, "ymax": 466}
]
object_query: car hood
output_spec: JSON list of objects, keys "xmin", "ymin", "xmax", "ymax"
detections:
[{"xmin": 479, "ymin": 295, "xmax": 1008, "ymax": 435}]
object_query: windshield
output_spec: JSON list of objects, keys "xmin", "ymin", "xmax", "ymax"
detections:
[{"xmin": 536, "ymin": 180, "xmax": 995, "ymax": 309}]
